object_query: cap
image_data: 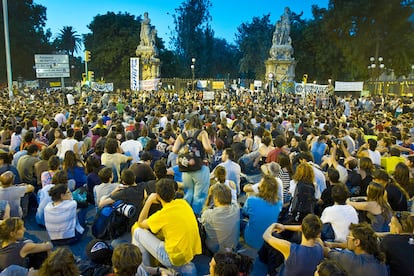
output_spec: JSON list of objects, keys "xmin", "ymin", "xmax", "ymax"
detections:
[{"xmin": 86, "ymin": 239, "xmax": 113, "ymax": 265}]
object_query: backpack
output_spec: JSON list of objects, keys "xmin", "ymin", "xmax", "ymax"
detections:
[
  {"xmin": 178, "ymin": 130, "xmax": 204, "ymax": 172},
  {"xmin": 290, "ymin": 181, "xmax": 316, "ymax": 223},
  {"xmin": 91, "ymin": 201, "xmax": 128, "ymax": 240}
]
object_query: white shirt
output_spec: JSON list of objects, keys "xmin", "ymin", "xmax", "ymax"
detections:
[
  {"xmin": 368, "ymin": 149, "xmax": 381, "ymax": 166},
  {"xmin": 59, "ymin": 138, "xmax": 78, "ymax": 159},
  {"xmin": 321, "ymin": 204, "xmax": 359, "ymax": 242},
  {"xmin": 66, "ymin": 94, "xmax": 75, "ymax": 105},
  {"xmin": 44, "ymin": 200, "xmax": 84, "ymax": 240},
  {"xmin": 120, "ymin": 140, "xmax": 143, "ymax": 163}
]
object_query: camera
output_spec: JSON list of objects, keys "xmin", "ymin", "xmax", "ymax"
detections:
[
  {"xmin": 114, "ymin": 201, "xmax": 136, "ymax": 218},
  {"xmin": 332, "ymin": 137, "xmax": 341, "ymax": 145}
]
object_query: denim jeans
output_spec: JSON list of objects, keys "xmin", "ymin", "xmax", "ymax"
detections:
[
  {"xmin": 132, "ymin": 228, "xmax": 197, "ymax": 276},
  {"xmin": 182, "ymin": 165, "xmax": 210, "ymax": 215}
]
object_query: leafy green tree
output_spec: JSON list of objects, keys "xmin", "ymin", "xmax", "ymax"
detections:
[
  {"xmin": 83, "ymin": 12, "xmax": 141, "ymax": 86},
  {"xmin": 55, "ymin": 26, "xmax": 82, "ymax": 57},
  {"xmin": 0, "ymin": 0, "xmax": 53, "ymax": 80},
  {"xmin": 321, "ymin": 0, "xmax": 414, "ymax": 79},
  {"xmin": 235, "ymin": 14, "xmax": 273, "ymax": 79},
  {"xmin": 171, "ymin": 0, "xmax": 213, "ymax": 77}
]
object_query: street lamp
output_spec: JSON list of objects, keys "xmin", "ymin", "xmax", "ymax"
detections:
[
  {"xmin": 369, "ymin": 56, "xmax": 385, "ymax": 94},
  {"xmin": 191, "ymin": 58, "xmax": 196, "ymax": 92},
  {"xmin": 411, "ymin": 64, "xmax": 414, "ymax": 78}
]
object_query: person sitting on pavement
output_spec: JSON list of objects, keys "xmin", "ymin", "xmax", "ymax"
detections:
[
  {"xmin": 262, "ymin": 214, "xmax": 324, "ymax": 276},
  {"xmin": 324, "ymin": 222, "xmax": 387, "ymax": 276},
  {"xmin": 201, "ymin": 183, "xmax": 240, "ymax": 254},
  {"xmin": 132, "ymin": 178, "xmax": 201, "ymax": 274},
  {"xmin": 0, "ymin": 217, "xmax": 52, "ymax": 271}
]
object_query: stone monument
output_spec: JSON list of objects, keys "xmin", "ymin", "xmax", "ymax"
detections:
[
  {"xmin": 135, "ymin": 12, "xmax": 160, "ymax": 80},
  {"xmin": 265, "ymin": 7, "xmax": 296, "ymax": 85}
]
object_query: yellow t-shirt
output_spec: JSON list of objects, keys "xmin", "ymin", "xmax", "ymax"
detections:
[{"xmin": 147, "ymin": 199, "xmax": 201, "ymax": 266}]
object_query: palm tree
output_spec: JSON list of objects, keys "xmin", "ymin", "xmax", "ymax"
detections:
[{"xmin": 56, "ymin": 26, "xmax": 82, "ymax": 57}]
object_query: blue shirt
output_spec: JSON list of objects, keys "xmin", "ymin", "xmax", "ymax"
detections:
[
  {"xmin": 242, "ymin": 196, "xmax": 282, "ymax": 249},
  {"xmin": 281, "ymin": 243, "xmax": 324, "ymax": 276}
]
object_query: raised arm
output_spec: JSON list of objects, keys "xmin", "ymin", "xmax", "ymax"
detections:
[{"xmin": 263, "ymin": 223, "xmax": 291, "ymax": 260}]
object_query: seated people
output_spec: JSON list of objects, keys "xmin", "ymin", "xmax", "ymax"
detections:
[
  {"xmin": 346, "ymin": 182, "xmax": 392, "ymax": 232},
  {"xmin": 132, "ymin": 178, "xmax": 200, "ymax": 273},
  {"xmin": 36, "ymin": 170, "xmax": 68, "ymax": 226},
  {"xmin": 320, "ymin": 184, "xmax": 359, "ymax": 242},
  {"xmin": 324, "ymin": 222, "xmax": 387, "ymax": 276},
  {"xmin": 201, "ymin": 183, "xmax": 240, "ymax": 254},
  {"xmin": 44, "ymin": 184, "xmax": 84, "ymax": 245},
  {"xmin": 379, "ymin": 211, "xmax": 414, "ymax": 275},
  {"xmin": 242, "ymin": 174, "xmax": 282, "ymax": 249},
  {"xmin": 93, "ymin": 167, "xmax": 119, "ymax": 207},
  {"xmin": 0, "ymin": 217, "xmax": 52, "ymax": 271},
  {"xmin": 0, "ymin": 200, "xmax": 10, "ymax": 222},
  {"xmin": 98, "ymin": 169, "xmax": 144, "ymax": 227},
  {"xmin": 38, "ymin": 247, "xmax": 79, "ymax": 275},
  {"xmin": 262, "ymin": 214, "xmax": 324, "ymax": 275},
  {"xmin": 208, "ymin": 251, "xmax": 253, "ymax": 276},
  {"xmin": 0, "ymin": 171, "xmax": 34, "ymax": 218}
]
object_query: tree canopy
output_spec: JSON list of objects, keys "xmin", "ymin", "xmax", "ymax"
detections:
[{"xmin": 0, "ymin": 0, "xmax": 53, "ymax": 80}]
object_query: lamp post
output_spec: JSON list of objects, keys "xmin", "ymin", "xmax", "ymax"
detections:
[
  {"xmin": 191, "ymin": 57, "xmax": 196, "ymax": 92},
  {"xmin": 410, "ymin": 64, "xmax": 414, "ymax": 79},
  {"xmin": 368, "ymin": 56, "xmax": 385, "ymax": 94}
]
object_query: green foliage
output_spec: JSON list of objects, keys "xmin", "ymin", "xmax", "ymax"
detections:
[
  {"xmin": 54, "ymin": 26, "xmax": 82, "ymax": 57},
  {"xmin": 319, "ymin": 0, "xmax": 414, "ymax": 80},
  {"xmin": 235, "ymin": 14, "xmax": 273, "ymax": 79},
  {"xmin": 0, "ymin": 0, "xmax": 53, "ymax": 80},
  {"xmin": 171, "ymin": 0, "xmax": 213, "ymax": 77},
  {"xmin": 83, "ymin": 12, "xmax": 141, "ymax": 86}
]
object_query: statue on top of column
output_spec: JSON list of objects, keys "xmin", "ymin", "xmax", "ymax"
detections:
[
  {"xmin": 269, "ymin": 7, "xmax": 299, "ymax": 60},
  {"xmin": 136, "ymin": 12, "xmax": 160, "ymax": 80}
]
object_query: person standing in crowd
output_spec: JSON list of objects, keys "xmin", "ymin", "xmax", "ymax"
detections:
[{"xmin": 172, "ymin": 115, "xmax": 213, "ymax": 216}]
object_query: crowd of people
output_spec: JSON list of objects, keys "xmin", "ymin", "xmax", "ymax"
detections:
[{"xmin": 0, "ymin": 86, "xmax": 413, "ymax": 275}]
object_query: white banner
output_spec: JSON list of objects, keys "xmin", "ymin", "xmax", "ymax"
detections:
[
  {"xmin": 334, "ymin": 81, "xmax": 364, "ymax": 92},
  {"xmin": 130, "ymin": 57, "xmax": 140, "ymax": 91},
  {"xmin": 203, "ymin": 91, "xmax": 215, "ymax": 101},
  {"xmin": 254, "ymin": 80, "xmax": 262, "ymax": 88},
  {"xmin": 141, "ymin": 78, "xmax": 160, "ymax": 91},
  {"xmin": 23, "ymin": 80, "xmax": 39, "ymax": 89},
  {"xmin": 295, "ymin": 83, "xmax": 329, "ymax": 94},
  {"xmin": 91, "ymin": 82, "xmax": 114, "ymax": 92}
]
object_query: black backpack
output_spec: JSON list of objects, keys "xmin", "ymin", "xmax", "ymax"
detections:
[
  {"xmin": 178, "ymin": 130, "xmax": 205, "ymax": 172},
  {"xmin": 290, "ymin": 181, "xmax": 316, "ymax": 223}
]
